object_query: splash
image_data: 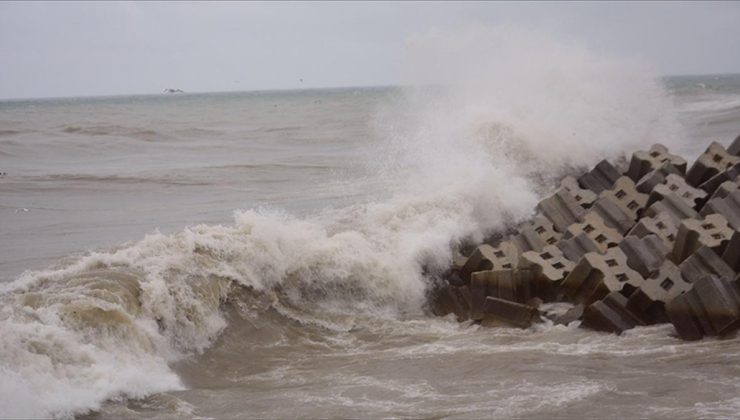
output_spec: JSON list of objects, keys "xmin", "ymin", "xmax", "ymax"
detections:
[{"xmin": 0, "ymin": 26, "xmax": 687, "ymax": 418}]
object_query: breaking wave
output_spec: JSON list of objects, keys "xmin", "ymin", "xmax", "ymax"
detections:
[{"xmin": 0, "ymin": 26, "xmax": 687, "ymax": 418}]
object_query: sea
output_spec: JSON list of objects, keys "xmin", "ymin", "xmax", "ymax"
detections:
[{"xmin": 1, "ymin": 67, "xmax": 740, "ymax": 418}]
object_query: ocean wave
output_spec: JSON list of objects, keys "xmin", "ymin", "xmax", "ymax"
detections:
[
  {"xmin": 60, "ymin": 124, "xmax": 167, "ymax": 141},
  {"xmin": 0, "ymin": 26, "xmax": 688, "ymax": 418}
]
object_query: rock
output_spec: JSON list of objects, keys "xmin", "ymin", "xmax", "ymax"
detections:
[
  {"xmin": 537, "ymin": 189, "xmax": 586, "ymax": 233},
  {"xmin": 627, "ymin": 143, "xmax": 687, "ymax": 181},
  {"xmin": 672, "ymin": 214, "xmax": 732, "ymax": 263},
  {"xmin": 561, "ymin": 248, "xmax": 645, "ymax": 305},
  {"xmin": 481, "ymin": 297, "xmax": 541, "ymax": 328},
  {"xmin": 581, "ymin": 292, "xmax": 644, "ymax": 334},
  {"xmin": 578, "ymin": 159, "xmax": 622, "ymax": 194},
  {"xmin": 686, "ymin": 142, "xmax": 740, "ymax": 187}
]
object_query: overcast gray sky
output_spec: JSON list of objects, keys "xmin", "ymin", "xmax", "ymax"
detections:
[{"xmin": 1, "ymin": 1, "xmax": 739, "ymax": 100}]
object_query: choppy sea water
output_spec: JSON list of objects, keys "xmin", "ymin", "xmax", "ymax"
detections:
[{"xmin": 1, "ymin": 60, "xmax": 740, "ymax": 418}]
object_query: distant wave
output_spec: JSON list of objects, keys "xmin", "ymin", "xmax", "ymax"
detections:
[
  {"xmin": 61, "ymin": 124, "xmax": 166, "ymax": 141},
  {"xmin": 0, "ymin": 129, "xmax": 22, "ymax": 137}
]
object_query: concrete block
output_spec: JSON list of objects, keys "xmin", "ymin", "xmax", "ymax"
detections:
[
  {"xmin": 635, "ymin": 162, "xmax": 684, "ymax": 194},
  {"xmin": 644, "ymin": 192, "xmax": 699, "ymax": 226},
  {"xmin": 565, "ymin": 212, "xmax": 623, "ymax": 253},
  {"xmin": 701, "ymin": 190, "xmax": 740, "ymax": 230},
  {"xmin": 481, "ymin": 297, "xmax": 540, "ymax": 328},
  {"xmin": 626, "ymin": 261, "xmax": 690, "ymax": 324},
  {"xmin": 672, "ymin": 214, "xmax": 732, "ymax": 262},
  {"xmin": 648, "ymin": 174, "xmax": 708, "ymax": 210},
  {"xmin": 553, "ymin": 304, "xmax": 584, "ymax": 326},
  {"xmin": 686, "ymin": 141, "xmax": 740, "ymax": 187},
  {"xmin": 561, "ymin": 248, "xmax": 645, "ymax": 305},
  {"xmin": 578, "ymin": 159, "xmax": 622, "ymax": 194},
  {"xmin": 618, "ymin": 234, "xmax": 669, "ymax": 278},
  {"xmin": 679, "ymin": 245, "xmax": 735, "ymax": 284},
  {"xmin": 460, "ymin": 242, "xmax": 519, "ymax": 282},
  {"xmin": 666, "ymin": 275, "xmax": 740, "ymax": 340},
  {"xmin": 599, "ymin": 177, "xmax": 648, "ymax": 221},
  {"xmin": 627, "ymin": 143, "xmax": 687, "ymax": 181},
  {"xmin": 727, "ymin": 133, "xmax": 740, "ymax": 156},
  {"xmin": 560, "ymin": 176, "xmax": 597, "ymax": 209},
  {"xmin": 512, "ymin": 217, "xmax": 561, "ymax": 253},
  {"xmin": 708, "ymin": 180, "xmax": 740, "ymax": 202},
  {"xmin": 581, "ymin": 292, "xmax": 644, "ymax": 334},
  {"xmin": 430, "ymin": 284, "xmax": 472, "ymax": 322},
  {"xmin": 722, "ymin": 231, "xmax": 740, "ymax": 272},
  {"xmin": 537, "ymin": 189, "xmax": 586, "ymax": 233},
  {"xmin": 627, "ymin": 211, "xmax": 678, "ymax": 248},
  {"xmin": 590, "ymin": 196, "xmax": 635, "ymax": 234},
  {"xmin": 557, "ymin": 233, "xmax": 601, "ymax": 263},
  {"xmin": 697, "ymin": 162, "xmax": 740, "ymax": 196},
  {"xmin": 519, "ymin": 245, "xmax": 575, "ymax": 298},
  {"xmin": 469, "ymin": 269, "xmax": 537, "ymax": 320}
]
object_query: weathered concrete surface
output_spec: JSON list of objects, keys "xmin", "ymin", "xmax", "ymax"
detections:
[
  {"xmin": 627, "ymin": 144, "xmax": 687, "ymax": 182},
  {"xmin": 460, "ymin": 242, "xmax": 519, "ymax": 282},
  {"xmin": 618, "ymin": 234, "xmax": 669, "ymax": 278},
  {"xmin": 701, "ymin": 190, "xmax": 740, "ymax": 230},
  {"xmin": 557, "ymin": 233, "xmax": 601, "ymax": 263},
  {"xmin": 635, "ymin": 162, "xmax": 684, "ymax": 194},
  {"xmin": 590, "ymin": 196, "xmax": 636, "ymax": 234},
  {"xmin": 537, "ymin": 189, "xmax": 586, "ymax": 233},
  {"xmin": 722, "ymin": 231, "xmax": 740, "ymax": 272},
  {"xmin": 626, "ymin": 261, "xmax": 690, "ymax": 324},
  {"xmin": 553, "ymin": 304, "xmax": 585, "ymax": 326},
  {"xmin": 469, "ymin": 269, "xmax": 537, "ymax": 320},
  {"xmin": 600, "ymin": 177, "xmax": 648, "ymax": 222},
  {"xmin": 672, "ymin": 214, "xmax": 732, "ymax": 263},
  {"xmin": 648, "ymin": 174, "xmax": 708, "ymax": 210},
  {"xmin": 511, "ymin": 217, "xmax": 561, "ymax": 253},
  {"xmin": 561, "ymin": 248, "xmax": 645, "ymax": 305},
  {"xmin": 686, "ymin": 142, "xmax": 740, "ymax": 187},
  {"xmin": 430, "ymin": 284, "xmax": 472, "ymax": 322},
  {"xmin": 666, "ymin": 275, "xmax": 740, "ymax": 340},
  {"xmin": 644, "ymin": 192, "xmax": 699, "ymax": 226},
  {"xmin": 581, "ymin": 292, "xmax": 644, "ymax": 334},
  {"xmin": 565, "ymin": 212, "xmax": 623, "ymax": 253},
  {"xmin": 560, "ymin": 176, "xmax": 597, "ymax": 209},
  {"xmin": 519, "ymin": 245, "xmax": 575, "ymax": 296},
  {"xmin": 578, "ymin": 159, "xmax": 622, "ymax": 194},
  {"xmin": 679, "ymin": 245, "xmax": 735, "ymax": 284},
  {"xmin": 627, "ymin": 211, "xmax": 678, "ymax": 248},
  {"xmin": 481, "ymin": 297, "xmax": 541, "ymax": 328}
]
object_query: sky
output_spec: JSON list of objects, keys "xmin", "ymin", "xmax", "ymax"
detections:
[{"xmin": 0, "ymin": 1, "xmax": 739, "ymax": 100}]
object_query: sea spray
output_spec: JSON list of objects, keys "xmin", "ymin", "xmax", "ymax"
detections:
[{"xmin": 0, "ymin": 26, "xmax": 689, "ymax": 418}]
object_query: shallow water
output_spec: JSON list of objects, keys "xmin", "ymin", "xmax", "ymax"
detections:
[{"xmin": 1, "ymin": 60, "xmax": 740, "ymax": 418}]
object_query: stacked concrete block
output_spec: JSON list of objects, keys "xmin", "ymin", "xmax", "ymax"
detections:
[
  {"xmin": 648, "ymin": 174, "xmax": 707, "ymax": 210},
  {"xmin": 519, "ymin": 245, "xmax": 575, "ymax": 299},
  {"xmin": 581, "ymin": 292, "xmax": 644, "ymax": 334},
  {"xmin": 430, "ymin": 284, "xmax": 472, "ymax": 322},
  {"xmin": 679, "ymin": 246, "xmax": 735, "ymax": 284},
  {"xmin": 727, "ymin": 133, "xmax": 740, "ymax": 156},
  {"xmin": 707, "ymin": 180, "xmax": 739, "ymax": 202},
  {"xmin": 469, "ymin": 269, "xmax": 537, "ymax": 320},
  {"xmin": 666, "ymin": 275, "xmax": 740, "ymax": 340},
  {"xmin": 589, "ymin": 197, "xmax": 636, "ymax": 234},
  {"xmin": 626, "ymin": 261, "xmax": 691, "ymax": 324},
  {"xmin": 686, "ymin": 142, "xmax": 740, "ymax": 187},
  {"xmin": 701, "ymin": 190, "xmax": 740, "ymax": 230},
  {"xmin": 553, "ymin": 304, "xmax": 585, "ymax": 326},
  {"xmin": 644, "ymin": 193, "xmax": 699, "ymax": 226},
  {"xmin": 599, "ymin": 177, "xmax": 648, "ymax": 221},
  {"xmin": 565, "ymin": 212, "xmax": 623, "ymax": 253},
  {"xmin": 557, "ymin": 233, "xmax": 601, "ymax": 263},
  {"xmin": 627, "ymin": 211, "xmax": 678, "ymax": 248},
  {"xmin": 618, "ymin": 234, "xmax": 669, "ymax": 278},
  {"xmin": 672, "ymin": 214, "xmax": 733, "ymax": 262},
  {"xmin": 511, "ymin": 217, "xmax": 562, "ymax": 253},
  {"xmin": 721, "ymin": 231, "xmax": 740, "ymax": 272},
  {"xmin": 627, "ymin": 143, "xmax": 687, "ymax": 182},
  {"xmin": 559, "ymin": 176, "xmax": 597, "ymax": 209},
  {"xmin": 697, "ymin": 162, "xmax": 740, "ymax": 197},
  {"xmin": 460, "ymin": 242, "xmax": 519, "ymax": 282},
  {"xmin": 578, "ymin": 159, "xmax": 622, "ymax": 194},
  {"xmin": 481, "ymin": 297, "xmax": 541, "ymax": 328},
  {"xmin": 537, "ymin": 189, "xmax": 586, "ymax": 233},
  {"xmin": 635, "ymin": 162, "xmax": 684, "ymax": 194},
  {"xmin": 561, "ymin": 248, "xmax": 645, "ymax": 305}
]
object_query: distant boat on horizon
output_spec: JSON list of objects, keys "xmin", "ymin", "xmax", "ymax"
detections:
[{"xmin": 163, "ymin": 88, "xmax": 184, "ymax": 94}]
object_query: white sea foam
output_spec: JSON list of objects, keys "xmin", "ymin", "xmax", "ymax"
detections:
[{"xmin": 0, "ymin": 26, "xmax": 688, "ymax": 418}]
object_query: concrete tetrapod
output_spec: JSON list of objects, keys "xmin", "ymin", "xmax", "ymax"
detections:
[
  {"xmin": 561, "ymin": 248, "xmax": 645, "ymax": 306},
  {"xmin": 686, "ymin": 142, "xmax": 740, "ymax": 187},
  {"xmin": 666, "ymin": 275, "xmax": 740, "ymax": 340},
  {"xmin": 627, "ymin": 143, "xmax": 687, "ymax": 182}
]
